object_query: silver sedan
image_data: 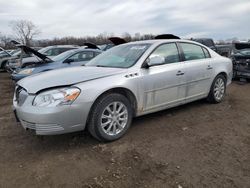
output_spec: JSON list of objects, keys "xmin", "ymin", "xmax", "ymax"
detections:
[{"xmin": 13, "ymin": 39, "xmax": 233, "ymax": 141}]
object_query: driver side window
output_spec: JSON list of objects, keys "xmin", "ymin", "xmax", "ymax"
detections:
[{"xmin": 149, "ymin": 43, "xmax": 180, "ymax": 64}]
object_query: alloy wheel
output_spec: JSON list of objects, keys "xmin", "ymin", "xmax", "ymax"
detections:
[
  {"xmin": 101, "ymin": 101, "xmax": 128, "ymax": 136},
  {"xmin": 214, "ymin": 78, "xmax": 225, "ymax": 101}
]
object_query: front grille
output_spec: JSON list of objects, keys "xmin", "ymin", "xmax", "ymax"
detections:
[{"xmin": 15, "ymin": 86, "xmax": 28, "ymax": 106}]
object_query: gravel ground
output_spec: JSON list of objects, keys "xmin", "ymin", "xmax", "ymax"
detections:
[{"xmin": 0, "ymin": 72, "xmax": 250, "ymax": 188}]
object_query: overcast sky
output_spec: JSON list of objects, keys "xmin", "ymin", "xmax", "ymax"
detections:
[{"xmin": 0, "ymin": 0, "xmax": 249, "ymax": 40}]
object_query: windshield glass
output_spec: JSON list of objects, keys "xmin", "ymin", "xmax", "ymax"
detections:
[
  {"xmin": 0, "ymin": 52, "xmax": 7, "ymax": 57},
  {"xmin": 0, "ymin": 51, "xmax": 8, "ymax": 56},
  {"xmin": 10, "ymin": 49, "xmax": 20, "ymax": 55},
  {"xmin": 12, "ymin": 50, "xmax": 21, "ymax": 56},
  {"xmin": 38, "ymin": 46, "xmax": 52, "ymax": 54},
  {"xmin": 51, "ymin": 49, "xmax": 75, "ymax": 62},
  {"xmin": 86, "ymin": 43, "xmax": 151, "ymax": 68}
]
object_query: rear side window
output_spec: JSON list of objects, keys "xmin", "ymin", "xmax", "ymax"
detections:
[
  {"xmin": 58, "ymin": 48, "xmax": 75, "ymax": 54},
  {"xmin": 149, "ymin": 43, "xmax": 180, "ymax": 64},
  {"xmin": 180, "ymin": 43, "xmax": 205, "ymax": 61},
  {"xmin": 203, "ymin": 39, "xmax": 214, "ymax": 47},
  {"xmin": 202, "ymin": 47, "xmax": 211, "ymax": 58}
]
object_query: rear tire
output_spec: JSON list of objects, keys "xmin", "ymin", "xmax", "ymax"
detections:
[
  {"xmin": 207, "ymin": 74, "xmax": 227, "ymax": 103},
  {"xmin": 88, "ymin": 93, "xmax": 133, "ymax": 142}
]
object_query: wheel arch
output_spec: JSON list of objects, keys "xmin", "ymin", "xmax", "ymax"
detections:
[
  {"xmin": 0, "ymin": 60, "xmax": 7, "ymax": 69},
  {"xmin": 217, "ymin": 71, "xmax": 227, "ymax": 81},
  {"xmin": 86, "ymin": 87, "xmax": 138, "ymax": 126}
]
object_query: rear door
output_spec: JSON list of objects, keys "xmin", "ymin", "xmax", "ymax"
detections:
[{"xmin": 178, "ymin": 42, "xmax": 213, "ymax": 102}]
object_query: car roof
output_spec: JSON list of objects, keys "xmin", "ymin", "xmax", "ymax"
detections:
[
  {"xmin": 125, "ymin": 39, "xmax": 206, "ymax": 46},
  {"xmin": 46, "ymin": 45, "xmax": 79, "ymax": 48}
]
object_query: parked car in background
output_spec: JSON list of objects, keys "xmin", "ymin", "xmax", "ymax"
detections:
[
  {"xmin": 98, "ymin": 37, "xmax": 127, "ymax": 51},
  {"xmin": 8, "ymin": 49, "xmax": 21, "ymax": 56},
  {"xmin": 0, "ymin": 48, "xmax": 13, "ymax": 70},
  {"xmin": 13, "ymin": 39, "xmax": 232, "ymax": 141},
  {"xmin": 191, "ymin": 38, "xmax": 218, "ymax": 52},
  {"xmin": 0, "ymin": 48, "xmax": 33, "ymax": 71},
  {"xmin": 191, "ymin": 38, "xmax": 231, "ymax": 57},
  {"xmin": 98, "ymin": 44, "xmax": 114, "ymax": 51},
  {"xmin": 231, "ymin": 42, "xmax": 250, "ymax": 79},
  {"xmin": 216, "ymin": 44, "xmax": 233, "ymax": 57},
  {"xmin": 11, "ymin": 47, "xmax": 101, "ymax": 81},
  {"xmin": 7, "ymin": 45, "xmax": 78, "ymax": 72}
]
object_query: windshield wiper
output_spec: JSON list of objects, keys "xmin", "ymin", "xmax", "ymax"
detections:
[{"xmin": 96, "ymin": 65, "xmax": 110, "ymax": 67}]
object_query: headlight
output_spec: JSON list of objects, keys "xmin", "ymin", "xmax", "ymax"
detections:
[
  {"xmin": 33, "ymin": 87, "xmax": 81, "ymax": 107},
  {"xmin": 18, "ymin": 68, "xmax": 34, "ymax": 75}
]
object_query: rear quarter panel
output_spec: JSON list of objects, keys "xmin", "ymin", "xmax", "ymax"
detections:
[{"xmin": 210, "ymin": 53, "xmax": 233, "ymax": 85}]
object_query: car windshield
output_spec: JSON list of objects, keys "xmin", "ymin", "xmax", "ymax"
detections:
[
  {"xmin": 9, "ymin": 49, "xmax": 20, "ymax": 55},
  {"xmin": 86, "ymin": 43, "xmax": 151, "ymax": 68},
  {"xmin": 51, "ymin": 49, "xmax": 75, "ymax": 62},
  {"xmin": 12, "ymin": 50, "xmax": 21, "ymax": 56},
  {"xmin": 0, "ymin": 51, "xmax": 8, "ymax": 56},
  {"xmin": 38, "ymin": 46, "xmax": 52, "ymax": 54}
]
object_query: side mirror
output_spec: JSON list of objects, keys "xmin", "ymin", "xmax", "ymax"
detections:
[
  {"xmin": 64, "ymin": 59, "xmax": 73, "ymax": 64},
  {"xmin": 147, "ymin": 56, "xmax": 165, "ymax": 67}
]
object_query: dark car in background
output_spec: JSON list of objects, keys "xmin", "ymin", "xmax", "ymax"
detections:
[
  {"xmin": 231, "ymin": 42, "xmax": 250, "ymax": 79},
  {"xmin": 191, "ymin": 38, "xmax": 218, "ymax": 52},
  {"xmin": 191, "ymin": 38, "xmax": 232, "ymax": 57}
]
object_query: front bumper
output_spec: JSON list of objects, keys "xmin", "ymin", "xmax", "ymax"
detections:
[
  {"xmin": 233, "ymin": 62, "xmax": 250, "ymax": 79},
  {"xmin": 13, "ymin": 96, "xmax": 92, "ymax": 135},
  {"xmin": 234, "ymin": 69, "xmax": 250, "ymax": 79}
]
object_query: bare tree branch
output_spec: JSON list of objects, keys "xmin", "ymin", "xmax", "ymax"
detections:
[{"xmin": 10, "ymin": 20, "xmax": 41, "ymax": 46}]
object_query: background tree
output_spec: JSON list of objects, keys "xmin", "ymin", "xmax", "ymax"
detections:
[
  {"xmin": 0, "ymin": 33, "xmax": 14, "ymax": 49},
  {"xmin": 10, "ymin": 20, "xmax": 40, "ymax": 46}
]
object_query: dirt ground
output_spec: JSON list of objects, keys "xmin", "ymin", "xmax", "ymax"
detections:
[{"xmin": 0, "ymin": 72, "xmax": 249, "ymax": 188}]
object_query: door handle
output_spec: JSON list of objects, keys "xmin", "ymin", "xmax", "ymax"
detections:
[
  {"xmin": 176, "ymin": 70, "xmax": 184, "ymax": 76},
  {"xmin": 207, "ymin": 65, "xmax": 213, "ymax": 70}
]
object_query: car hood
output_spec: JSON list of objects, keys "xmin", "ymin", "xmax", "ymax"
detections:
[
  {"xmin": 17, "ymin": 45, "xmax": 52, "ymax": 62},
  {"xmin": 17, "ymin": 66, "xmax": 127, "ymax": 94},
  {"xmin": 21, "ymin": 56, "xmax": 42, "ymax": 64}
]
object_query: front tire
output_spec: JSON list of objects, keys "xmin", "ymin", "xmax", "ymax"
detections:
[
  {"xmin": 88, "ymin": 93, "xmax": 133, "ymax": 142},
  {"xmin": 207, "ymin": 74, "xmax": 227, "ymax": 103}
]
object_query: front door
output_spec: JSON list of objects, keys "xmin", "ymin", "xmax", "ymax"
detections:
[{"xmin": 141, "ymin": 43, "xmax": 186, "ymax": 112}]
